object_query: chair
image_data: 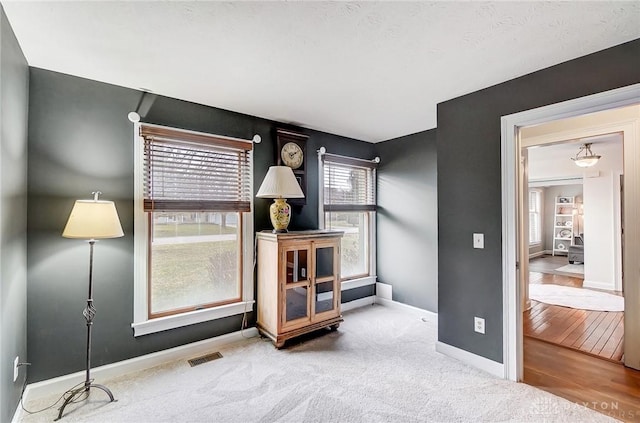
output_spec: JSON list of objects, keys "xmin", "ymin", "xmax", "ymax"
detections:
[{"xmin": 568, "ymin": 233, "xmax": 584, "ymax": 264}]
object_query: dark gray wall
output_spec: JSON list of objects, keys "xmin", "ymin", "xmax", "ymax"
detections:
[
  {"xmin": 376, "ymin": 130, "xmax": 438, "ymax": 312},
  {"xmin": 27, "ymin": 69, "xmax": 374, "ymax": 382},
  {"xmin": 0, "ymin": 6, "xmax": 28, "ymax": 422},
  {"xmin": 342, "ymin": 285, "xmax": 375, "ymax": 303},
  {"xmin": 437, "ymin": 39, "xmax": 640, "ymax": 363}
]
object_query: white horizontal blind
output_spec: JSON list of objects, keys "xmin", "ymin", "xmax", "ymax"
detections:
[
  {"xmin": 323, "ymin": 156, "xmax": 376, "ymax": 212},
  {"xmin": 141, "ymin": 125, "xmax": 253, "ymax": 212},
  {"xmin": 529, "ymin": 190, "xmax": 541, "ymax": 244},
  {"xmin": 529, "ymin": 190, "xmax": 539, "ymax": 213}
]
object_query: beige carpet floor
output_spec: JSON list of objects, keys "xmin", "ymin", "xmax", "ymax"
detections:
[{"xmin": 19, "ymin": 305, "xmax": 614, "ymax": 422}]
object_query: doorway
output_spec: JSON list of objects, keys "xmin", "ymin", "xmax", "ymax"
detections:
[
  {"xmin": 522, "ymin": 134, "xmax": 624, "ymax": 363},
  {"xmin": 501, "ymin": 87, "xmax": 640, "ymax": 418},
  {"xmin": 500, "ymin": 84, "xmax": 640, "ymax": 381}
]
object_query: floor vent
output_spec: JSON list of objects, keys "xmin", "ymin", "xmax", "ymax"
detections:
[{"xmin": 188, "ymin": 351, "xmax": 223, "ymax": 367}]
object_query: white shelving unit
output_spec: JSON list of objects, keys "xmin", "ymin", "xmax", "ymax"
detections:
[{"xmin": 552, "ymin": 196, "xmax": 575, "ymax": 256}]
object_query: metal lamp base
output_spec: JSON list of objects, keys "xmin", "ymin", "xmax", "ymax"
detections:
[
  {"xmin": 55, "ymin": 383, "xmax": 116, "ymax": 421},
  {"xmin": 56, "ymin": 240, "xmax": 116, "ymax": 420}
]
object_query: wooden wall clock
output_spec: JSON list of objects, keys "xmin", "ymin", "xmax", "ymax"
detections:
[{"xmin": 276, "ymin": 128, "xmax": 309, "ymax": 205}]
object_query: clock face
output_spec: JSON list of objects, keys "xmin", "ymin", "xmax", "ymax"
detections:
[{"xmin": 281, "ymin": 142, "xmax": 304, "ymax": 169}]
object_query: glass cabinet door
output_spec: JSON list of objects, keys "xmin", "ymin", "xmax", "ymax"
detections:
[
  {"xmin": 285, "ymin": 286, "xmax": 309, "ymax": 322},
  {"xmin": 315, "ymin": 246, "xmax": 334, "ymax": 278},
  {"xmin": 285, "ymin": 249, "xmax": 308, "ymax": 283},
  {"xmin": 314, "ymin": 245, "xmax": 336, "ymax": 314},
  {"xmin": 315, "ymin": 280, "xmax": 335, "ymax": 314},
  {"xmin": 283, "ymin": 248, "xmax": 310, "ymax": 324}
]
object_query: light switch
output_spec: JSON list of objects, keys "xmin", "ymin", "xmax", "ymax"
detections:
[{"xmin": 473, "ymin": 233, "xmax": 484, "ymax": 249}]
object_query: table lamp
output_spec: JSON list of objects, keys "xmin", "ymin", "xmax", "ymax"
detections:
[{"xmin": 256, "ymin": 166, "xmax": 304, "ymax": 232}]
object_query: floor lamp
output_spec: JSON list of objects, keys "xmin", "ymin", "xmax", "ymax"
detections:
[{"xmin": 58, "ymin": 191, "xmax": 124, "ymax": 420}]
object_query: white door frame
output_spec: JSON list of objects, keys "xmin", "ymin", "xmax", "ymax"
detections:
[{"xmin": 501, "ymin": 83, "xmax": 640, "ymax": 381}]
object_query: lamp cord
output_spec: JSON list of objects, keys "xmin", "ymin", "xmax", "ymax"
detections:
[
  {"xmin": 239, "ymin": 232, "xmax": 259, "ymax": 339},
  {"xmin": 21, "ymin": 233, "xmax": 259, "ymax": 417},
  {"xmin": 17, "ymin": 362, "xmax": 100, "ymax": 416},
  {"xmin": 240, "ymin": 231, "xmax": 270, "ymax": 343}
]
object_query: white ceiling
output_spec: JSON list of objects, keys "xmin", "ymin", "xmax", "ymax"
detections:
[
  {"xmin": 3, "ymin": 1, "xmax": 639, "ymax": 143},
  {"xmin": 528, "ymin": 134, "xmax": 623, "ymax": 182}
]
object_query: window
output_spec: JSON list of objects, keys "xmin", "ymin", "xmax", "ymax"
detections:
[
  {"xmin": 132, "ymin": 124, "xmax": 254, "ymax": 336},
  {"xmin": 149, "ymin": 211, "xmax": 240, "ymax": 316},
  {"xmin": 319, "ymin": 151, "xmax": 377, "ymax": 283},
  {"xmin": 529, "ymin": 189, "xmax": 542, "ymax": 245}
]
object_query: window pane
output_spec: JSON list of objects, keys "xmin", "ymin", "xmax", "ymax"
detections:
[
  {"xmin": 528, "ymin": 190, "xmax": 541, "ymax": 245},
  {"xmin": 529, "ymin": 191, "xmax": 536, "ymax": 212},
  {"xmin": 529, "ymin": 211, "xmax": 540, "ymax": 244},
  {"xmin": 326, "ymin": 211, "xmax": 368, "ymax": 278},
  {"xmin": 150, "ymin": 211, "xmax": 240, "ymax": 315}
]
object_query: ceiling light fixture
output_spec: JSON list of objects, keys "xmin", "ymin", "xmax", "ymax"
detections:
[{"xmin": 571, "ymin": 143, "xmax": 601, "ymax": 167}]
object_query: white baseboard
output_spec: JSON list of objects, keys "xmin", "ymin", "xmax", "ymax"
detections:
[
  {"xmin": 375, "ymin": 282, "xmax": 392, "ymax": 300},
  {"xmin": 20, "ymin": 328, "xmax": 258, "ymax": 408},
  {"xmin": 11, "ymin": 398, "xmax": 22, "ymax": 423},
  {"xmin": 529, "ymin": 250, "xmax": 545, "ymax": 259},
  {"xmin": 583, "ymin": 279, "xmax": 616, "ymax": 291},
  {"xmin": 374, "ymin": 296, "xmax": 437, "ymax": 322},
  {"xmin": 341, "ymin": 296, "xmax": 375, "ymax": 312},
  {"xmin": 435, "ymin": 341, "xmax": 504, "ymax": 378}
]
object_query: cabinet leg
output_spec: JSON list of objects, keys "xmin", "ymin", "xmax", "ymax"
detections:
[{"xmin": 329, "ymin": 323, "xmax": 340, "ymax": 331}]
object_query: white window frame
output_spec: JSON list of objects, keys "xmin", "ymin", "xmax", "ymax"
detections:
[
  {"xmin": 131, "ymin": 123, "xmax": 255, "ymax": 337},
  {"xmin": 318, "ymin": 149, "xmax": 378, "ymax": 291},
  {"xmin": 528, "ymin": 188, "xmax": 542, "ymax": 246}
]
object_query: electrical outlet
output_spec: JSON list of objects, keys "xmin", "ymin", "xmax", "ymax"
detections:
[
  {"xmin": 474, "ymin": 317, "xmax": 485, "ymax": 334},
  {"xmin": 13, "ymin": 356, "xmax": 19, "ymax": 382}
]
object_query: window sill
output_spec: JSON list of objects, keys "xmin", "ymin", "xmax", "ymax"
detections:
[
  {"xmin": 131, "ymin": 300, "xmax": 255, "ymax": 337},
  {"xmin": 529, "ymin": 242, "xmax": 542, "ymax": 247},
  {"xmin": 341, "ymin": 275, "xmax": 376, "ymax": 291}
]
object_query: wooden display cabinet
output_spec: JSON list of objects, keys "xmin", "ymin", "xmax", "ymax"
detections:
[{"xmin": 257, "ymin": 230, "xmax": 344, "ymax": 348}]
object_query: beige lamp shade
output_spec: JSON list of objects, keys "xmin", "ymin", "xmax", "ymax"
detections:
[
  {"xmin": 62, "ymin": 199, "xmax": 124, "ymax": 239},
  {"xmin": 256, "ymin": 166, "xmax": 304, "ymax": 199}
]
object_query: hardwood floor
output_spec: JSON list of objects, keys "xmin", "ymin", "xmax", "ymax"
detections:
[
  {"xmin": 524, "ymin": 337, "xmax": 640, "ymax": 422},
  {"xmin": 529, "ymin": 254, "xmax": 583, "ymax": 277},
  {"xmin": 524, "ymin": 269, "xmax": 635, "ymax": 420},
  {"xmin": 525, "ymin": 271, "xmax": 624, "ymax": 362},
  {"xmin": 529, "ymin": 254, "xmax": 580, "ymax": 276},
  {"xmin": 529, "ymin": 269, "xmax": 582, "ymax": 287}
]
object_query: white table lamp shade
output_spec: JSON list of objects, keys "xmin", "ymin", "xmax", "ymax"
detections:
[
  {"xmin": 256, "ymin": 166, "xmax": 304, "ymax": 199},
  {"xmin": 62, "ymin": 200, "xmax": 124, "ymax": 239}
]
